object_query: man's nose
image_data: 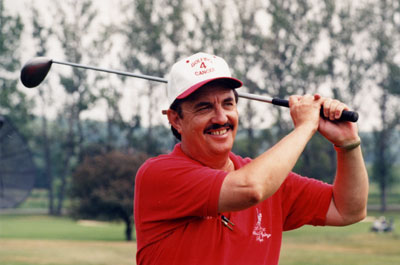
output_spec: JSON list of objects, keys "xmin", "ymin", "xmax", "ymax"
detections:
[{"xmin": 211, "ymin": 105, "xmax": 228, "ymax": 124}]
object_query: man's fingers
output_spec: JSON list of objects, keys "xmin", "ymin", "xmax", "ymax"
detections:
[
  {"xmin": 291, "ymin": 94, "xmax": 350, "ymax": 121},
  {"xmin": 334, "ymin": 104, "xmax": 347, "ymax": 119},
  {"xmin": 322, "ymin": 98, "xmax": 348, "ymax": 120},
  {"xmin": 288, "ymin": 95, "xmax": 301, "ymax": 106},
  {"xmin": 323, "ymin": 99, "xmax": 331, "ymax": 119}
]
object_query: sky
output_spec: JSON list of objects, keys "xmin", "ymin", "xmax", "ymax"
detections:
[
  {"xmin": 4, "ymin": 0, "xmax": 379, "ymax": 132},
  {"xmin": 4, "ymin": 0, "xmax": 169, "ymax": 127}
]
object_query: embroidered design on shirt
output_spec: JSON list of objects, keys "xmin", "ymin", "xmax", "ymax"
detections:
[{"xmin": 252, "ymin": 208, "xmax": 271, "ymax": 242}]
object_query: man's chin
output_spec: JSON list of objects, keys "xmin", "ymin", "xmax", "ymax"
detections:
[{"xmin": 208, "ymin": 140, "xmax": 234, "ymax": 155}]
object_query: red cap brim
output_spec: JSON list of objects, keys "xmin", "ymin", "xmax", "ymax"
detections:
[{"xmin": 176, "ymin": 77, "xmax": 243, "ymax": 100}]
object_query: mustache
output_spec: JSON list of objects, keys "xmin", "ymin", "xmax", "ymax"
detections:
[{"xmin": 204, "ymin": 123, "xmax": 234, "ymax": 132}]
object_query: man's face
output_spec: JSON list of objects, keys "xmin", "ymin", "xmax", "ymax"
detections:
[{"xmin": 173, "ymin": 83, "xmax": 239, "ymax": 164}]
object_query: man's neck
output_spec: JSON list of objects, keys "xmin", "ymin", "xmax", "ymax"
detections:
[{"xmin": 180, "ymin": 144, "xmax": 234, "ymax": 172}]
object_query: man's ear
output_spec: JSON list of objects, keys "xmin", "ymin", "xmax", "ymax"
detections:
[{"xmin": 167, "ymin": 109, "xmax": 182, "ymax": 134}]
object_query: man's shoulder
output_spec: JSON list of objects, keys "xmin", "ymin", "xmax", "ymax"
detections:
[
  {"xmin": 138, "ymin": 144, "xmax": 196, "ymax": 175},
  {"xmin": 139, "ymin": 152, "xmax": 180, "ymax": 171},
  {"xmin": 142, "ymin": 152, "xmax": 177, "ymax": 165}
]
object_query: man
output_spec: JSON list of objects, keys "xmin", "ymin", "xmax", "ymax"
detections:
[{"xmin": 134, "ymin": 52, "xmax": 368, "ymax": 265}]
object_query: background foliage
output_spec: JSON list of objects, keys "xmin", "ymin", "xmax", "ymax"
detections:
[{"xmin": 1, "ymin": 0, "xmax": 400, "ymax": 240}]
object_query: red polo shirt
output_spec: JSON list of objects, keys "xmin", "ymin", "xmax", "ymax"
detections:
[{"xmin": 134, "ymin": 144, "xmax": 332, "ymax": 265}]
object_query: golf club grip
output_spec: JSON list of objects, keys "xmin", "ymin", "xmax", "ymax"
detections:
[{"xmin": 271, "ymin": 98, "xmax": 359, "ymax": 123}]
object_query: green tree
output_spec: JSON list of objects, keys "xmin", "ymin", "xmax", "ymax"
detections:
[
  {"xmin": 364, "ymin": 0, "xmax": 400, "ymax": 212},
  {"xmin": 91, "ymin": 24, "xmax": 126, "ymax": 152},
  {"xmin": 0, "ymin": 0, "xmax": 33, "ymax": 131},
  {"xmin": 304, "ymin": 1, "xmax": 375, "ymax": 182},
  {"xmin": 293, "ymin": 133, "xmax": 336, "ymax": 183},
  {"xmin": 322, "ymin": 1, "xmax": 372, "ymax": 106},
  {"xmin": 29, "ymin": 5, "xmax": 56, "ymax": 214},
  {"xmin": 50, "ymin": 0, "xmax": 99, "ymax": 215},
  {"xmin": 189, "ymin": 0, "xmax": 228, "ymax": 55},
  {"xmin": 235, "ymin": 0, "xmax": 339, "ymax": 180},
  {"xmin": 186, "ymin": 0, "xmax": 269, "ymax": 158},
  {"xmin": 257, "ymin": 0, "xmax": 329, "ymax": 137},
  {"xmin": 230, "ymin": 0, "xmax": 266, "ymax": 158},
  {"xmin": 71, "ymin": 151, "xmax": 148, "ymax": 241},
  {"xmin": 119, "ymin": 0, "xmax": 188, "ymax": 154}
]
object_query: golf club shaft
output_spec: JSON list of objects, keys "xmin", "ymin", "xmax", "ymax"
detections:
[
  {"xmin": 51, "ymin": 59, "xmax": 358, "ymax": 122},
  {"xmin": 52, "ymin": 60, "xmax": 168, "ymax": 83},
  {"xmin": 53, "ymin": 61, "xmax": 272, "ymax": 103}
]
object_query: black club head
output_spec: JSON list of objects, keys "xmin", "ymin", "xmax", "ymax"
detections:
[{"xmin": 20, "ymin": 57, "xmax": 53, "ymax": 88}]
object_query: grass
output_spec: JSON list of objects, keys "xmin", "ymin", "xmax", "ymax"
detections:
[
  {"xmin": 4, "ymin": 189, "xmax": 400, "ymax": 264},
  {"xmin": 0, "ymin": 214, "xmax": 135, "ymax": 265},
  {"xmin": 2, "ymin": 173, "xmax": 399, "ymax": 265},
  {"xmin": 281, "ymin": 220, "xmax": 400, "ymax": 265},
  {"xmin": 1, "ymin": 213, "xmax": 400, "ymax": 265},
  {"xmin": 0, "ymin": 214, "xmax": 126, "ymax": 241},
  {"xmin": 0, "ymin": 239, "xmax": 136, "ymax": 265}
]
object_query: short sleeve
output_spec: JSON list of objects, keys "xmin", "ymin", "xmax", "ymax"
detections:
[
  {"xmin": 135, "ymin": 156, "xmax": 227, "ymax": 224},
  {"xmin": 281, "ymin": 172, "xmax": 333, "ymax": 231}
]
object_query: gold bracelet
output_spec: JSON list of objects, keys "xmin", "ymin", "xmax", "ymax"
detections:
[{"xmin": 334, "ymin": 139, "xmax": 361, "ymax": 151}]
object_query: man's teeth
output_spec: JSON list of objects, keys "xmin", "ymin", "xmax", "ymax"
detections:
[{"xmin": 209, "ymin": 129, "xmax": 227, "ymax": 135}]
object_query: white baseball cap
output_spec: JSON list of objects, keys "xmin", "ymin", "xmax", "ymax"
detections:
[{"xmin": 167, "ymin": 52, "xmax": 243, "ymax": 106}]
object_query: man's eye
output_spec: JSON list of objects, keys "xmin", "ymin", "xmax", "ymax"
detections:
[{"xmin": 197, "ymin": 106, "xmax": 211, "ymax": 112}]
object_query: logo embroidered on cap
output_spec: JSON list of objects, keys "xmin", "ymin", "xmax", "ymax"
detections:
[{"xmin": 193, "ymin": 58, "xmax": 215, "ymax": 76}]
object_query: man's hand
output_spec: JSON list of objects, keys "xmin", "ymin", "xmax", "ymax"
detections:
[
  {"xmin": 317, "ymin": 96, "xmax": 360, "ymax": 147},
  {"xmin": 288, "ymin": 94, "xmax": 322, "ymax": 133},
  {"xmin": 289, "ymin": 94, "xmax": 359, "ymax": 146}
]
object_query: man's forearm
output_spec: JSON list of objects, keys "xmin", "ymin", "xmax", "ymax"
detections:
[
  {"xmin": 219, "ymin": 124, "xmax": 316, "ymax": 213},
  {"xmin": 249, "ymin": 124, "xmax": 316, "ymax": 199},
  {"xmin": 331, "ymin": 145, "xmax": 369, "ymax": 224}
]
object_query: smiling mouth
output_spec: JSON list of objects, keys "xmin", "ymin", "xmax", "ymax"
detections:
[
  {"xmin": 204, "ymin": 123, "xmax": 233, "ymax": 135},
  {"xmin": 208, "ymin": 128, "xmax": 228, "ymax": 135}
]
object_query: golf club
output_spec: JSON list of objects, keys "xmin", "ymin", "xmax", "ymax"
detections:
[{"xmin": 20, "ymin": 57, "xmax": 359, "ymax": 122}]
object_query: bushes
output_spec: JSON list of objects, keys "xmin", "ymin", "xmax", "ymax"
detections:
[{"xmin": 70, "ymin": 151, "xmax": 148, "ymax": 240}]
